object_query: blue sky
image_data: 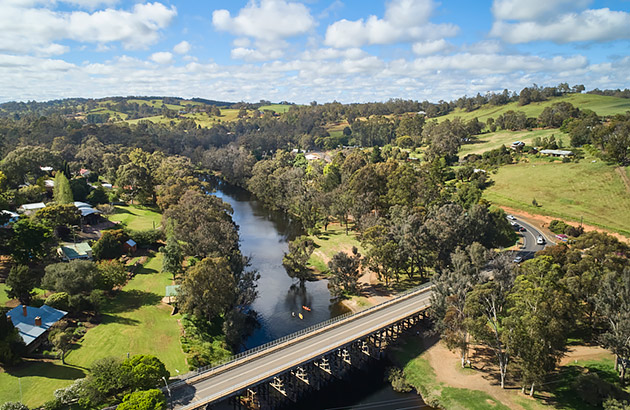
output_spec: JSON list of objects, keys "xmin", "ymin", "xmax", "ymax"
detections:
[{"xmin": 0, "ymin": 0, "xmax": 629, "ymax": 103}]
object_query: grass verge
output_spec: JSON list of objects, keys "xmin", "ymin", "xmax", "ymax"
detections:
[
  {"xmin": 108, "ymin": 204, "xmax": 162, "ymax": 231},
  {"xmin": 308, "ymin": 223, "xmax": 363, "ymax": 273}
]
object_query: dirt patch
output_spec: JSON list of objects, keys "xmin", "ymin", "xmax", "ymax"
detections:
[
  {"xmin": 500, "ymin": 206, "xmax": 630, "ymax": 244},
  {"xmin": 559, "ymin": 345, "xmax": 613, "ymax": 366}
]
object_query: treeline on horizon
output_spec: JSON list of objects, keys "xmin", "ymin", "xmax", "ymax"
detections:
[{"xmin": 3, "ymin": 82, "xmax": 629, "ymax": 120}]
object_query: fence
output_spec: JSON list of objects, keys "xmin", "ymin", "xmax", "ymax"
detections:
[{"xmin": 167, "ymin": 282, "xmax": 433, "ymax": 391}]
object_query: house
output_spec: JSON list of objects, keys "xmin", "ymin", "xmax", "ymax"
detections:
[
  {"xmin": 1, "ymin": 210, "xmax": 19, "ymax": 228},
  {"xmin": 18, "ymin": 202, "xmax": 46, "ymax": 214},
  {"xmin": 305, "ymin": 153, "xmax": 320, "ymax": 161},
  {"xmin": 74, "ymin": 201, "xmax": 101, "ymax": 224},
  {"xmin": 510, "ymin": 141, "xmax": 525, "ymax": 150},
  {"xmin": 79, "ymin": 169, "xmax": 91, "ymax": 178},
  {"xmin": 539, "ymin": 149, "xmax": 574, "ymax": 157},
  {"xmin": 6, "ymin": 305, "xmax": 67, "ymax": 352},
  {"xmin": 123, "ymin": 239, "xmax": 137, "ymax": 253},
  {"xmin": 58, "ymin": 242, "xmax": 93, "ymax": 261}
]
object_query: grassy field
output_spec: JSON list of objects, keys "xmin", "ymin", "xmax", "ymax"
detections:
[
  {"xmin": 108, "ymin": 205, "xmax": 162, "ymax": 231},
  {"xmin": 392, "ymin": 337, "xmax": 511, "ymax": 410},
  {"xmin": 460, "ymin": 129, "xmax": 563, "ymax": 156},
  {"xmin": 0, "ymin": 254, "xmax": 186, "ymax": 407},
  {"xmin": 64, "ymin": 253, "xmax": 187, "ymax": 375},
  {"xmin": 259, "ymin": 104, "xmax": 292, "ymax": 113},
  {"xmin": 308, "ymin": 223, "xmax": 364, "ymax": 273},
  {"xmin": 437, "ymin": 94, "xmax": 630, "ymax": 124},
  {"xmin": 484, "ymin": 155, "xmax": 630, "ymax": 236},
  {"xmin": 0, "ymin": 283, "xmax": 8, "ymax": 306}
]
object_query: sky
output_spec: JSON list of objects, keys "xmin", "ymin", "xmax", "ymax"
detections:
[{"xmin": 0, "ymin": 0, "xmax": 629, "ymax": 104}]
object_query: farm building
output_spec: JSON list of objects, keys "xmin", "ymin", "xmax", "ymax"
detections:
[
  {"xmin": 539, "ymin": 149, "xmax": 574, "ymax": 157},
  {"xmin": 58, "ymin": 242, "xmax": 93, "ymax": 261}
]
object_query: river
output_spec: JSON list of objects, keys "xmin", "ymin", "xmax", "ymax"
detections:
[{"xmin": 211, "ymin": 180, "xmax": 427, "ymax": 409}]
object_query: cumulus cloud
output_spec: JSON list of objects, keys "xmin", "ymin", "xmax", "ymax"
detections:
[
  {"xmin": 490, "ymin": 0, "xmax": 630, "ymax": 43},
  {"xmin": 173, "ymin": 41, "xmax": 191, "ymax": 54},
  {"xmin": 412, "ymin": 39, "xmax": 452, "ymax": 55},
  {"xmin": 0, "ymin": 2, "xmax": 177, "ymax": 54},
  {"xmin": 491, "ymin": 0, "xmax": 591, "ymax": 21},
  {"xmin": 324, "ymin": 0, "xmax": 458, "ymax": 48},
  {"xmin": 150, "ymin": 51, "xmax": 173, "ymax": 64},
  {"xmin": 212, "ymin": 0, "xmax": 316, "ymax": 42},
  {"xmin": 231, "ymin": 47, "xmax": 284, "ymax": 62}
]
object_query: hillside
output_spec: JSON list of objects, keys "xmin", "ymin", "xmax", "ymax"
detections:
[{"xmin": 436, "ymin": 93, "xmax": 630, "ymax": 123}]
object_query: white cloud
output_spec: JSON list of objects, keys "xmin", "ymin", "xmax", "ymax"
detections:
[
  {"xmin": 212, "ymin": 0, "xmax": 316, "ymax": 42},
  {"xmin": 490, "ymin": 0, "xmax": 630, "ymax": 43},
  {"xmin": 231, "ymin": 47, "xmax": 284, "ymax": 62},
  {"xmin": 150, "ymin": 51, "xmax": 173, "ymax": 64},
  {"xmin": 173, "ymin": 41, "xmax": 191, "ymax": 54},
  {"xmin": 491, "ymin": 8, "xmax": 630, "ymax": 43},
  {"xmin": 0, "ymin": 2, "xmax": 177, "ymax": 54},
  {"xmin": 324, "ymin": 0, "xmax": 458, "ymax": 48},
  {"xmin": 491, "ymin": 0, "xmax": 591, "ymax": 21},
  {"xmin": 412, "ymin": 39, "xmax": 452, "ymax": 55}
]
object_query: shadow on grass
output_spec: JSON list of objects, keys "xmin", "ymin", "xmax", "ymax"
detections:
[
  {"xmin": 102, "ymin": 289, "xmax": 162, "ymax": 313},
  {"xmin": 99, "ymin": 313, "xmax": 141, "ymax": 326},
  {"xmin": 5, "ymin": 360, "xmax": 87, "ymax": 380}
]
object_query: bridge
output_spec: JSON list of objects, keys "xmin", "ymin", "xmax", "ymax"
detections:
[{"xmin": 168, "ymin": 283, "xmax": 434, "ymax": 409}]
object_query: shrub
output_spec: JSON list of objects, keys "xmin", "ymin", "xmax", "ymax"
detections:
[
  {"xmin": 0, "ymin": 403, "xmax": 29, "ymax": 410},
  {"xmin": 548, "ymin": 219, "xmax": 569, "ymax": 234},
  {"xmin": 573, "ymin": 373, "xmax": 617, "ymax": 407},
  {"xmin": 118, "ymin": 389, "xmax": 166, "ymax": 410},
  {"xmin": 45, "ymin": 292, "xmax": 70, "ymax": 311},
  {"xmin": 127, "ymin": 229, "xmax": 164, "ymax": 248}
]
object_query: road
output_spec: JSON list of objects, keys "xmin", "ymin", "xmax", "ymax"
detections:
[
  {"xmin": 510, "ymin": 216, "xmax": 551, "ymax": 261},
  {"xmin": 171, "ymin": 287, "xmax": 433, "ymax": 409}
]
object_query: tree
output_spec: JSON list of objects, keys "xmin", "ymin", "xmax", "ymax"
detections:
[
  {"xmin": 91, "ymin": 230, "xmax": 123, "ymax": 260},
  {"xmin": 42, "ymin": 260, "xmax": 100, "ymax": 295},
  {"xmin": 282, "ymin": 236, "xmax": 314, "ymax": 282},
  {"xmin": 9, "ymin": 218, "xmax": 53, "ymax": 264},
  {"xmin": 87, "ymin": 186, "xmax": 109, "ymax": 205},
  {"xmin": 118, "ymin": 390, "xmax": 166, "ymax": 410},
  {"xmin": 82, "ymin": 356, "xmax": 128, "ymax": 405},
  {"xmin": 178, "ymin": 257, "xmax": 236, "ymax": 321},
  {"xmin": 49, "ymin": 328, "xmax": 73, "ymax": 364},
  {"xmin": 595, "ymin": 268, "xmax": 630, "ymax": 384},
  {"xmin": 96, "ymin": 260, "xmax": 127, "ymax": 290},
  {"xmin": 160, "ymin": 234, "xmax": 183, "ymax": 279},
  {"xmin": 504, "ymin": 256, "xmax": 574, "ymax": 396},
  {"xmin": 0, "ymin": 146, "xmax": 61, "ymax": 187},
  {"xmin": 53, "ymin": 172, "xmax": 73, "ymax": 204},
  {"xmin": 121, "ymin": 354, "xmax": 169, "ymax": 391},
  {"xmin": 35, "ymin": 203, "xmax": 81, "ymax": 238},
  {"xmin": 328, "ymin": 247, "xmax": 362, "ymax": 297},
  {"xmin": 5, "ymin": 265, "xmax": 37, "ymax": 305}
]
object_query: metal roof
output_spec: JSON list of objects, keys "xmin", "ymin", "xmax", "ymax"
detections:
[{"xmin": 6, "ymin": 305, "xmax": 67, "ymax": 346}]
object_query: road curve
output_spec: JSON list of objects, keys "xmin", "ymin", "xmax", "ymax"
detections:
[
  {"xmin": 511, "ymin": 216, "xmax": 550, "ymax": 261},
  {"xmin": 172, "ymin": 288, "xmax": 433, "ymax": 409}
]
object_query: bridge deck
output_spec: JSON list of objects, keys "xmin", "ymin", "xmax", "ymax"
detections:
[{"xmin": 176, "ymin": 287, "xmax": 433, "ymax": 409}]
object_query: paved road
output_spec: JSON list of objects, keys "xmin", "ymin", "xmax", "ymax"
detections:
[
  {"xmin": 171, "ymin": 288, "xmax": 433, "ymax": 409},
  {"xmin": 510, "ymin": 216, "xmax": 550, "ymax": 261}
]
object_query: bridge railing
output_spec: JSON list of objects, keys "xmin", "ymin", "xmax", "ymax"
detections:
[{"xmin": 167, "ymin": 281, "xmax": 433, "ymax": 390}]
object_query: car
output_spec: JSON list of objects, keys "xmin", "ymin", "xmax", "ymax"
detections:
[
  {"xmin": 507, "ymin": 215, "xmax": 516, "ymax": 220},
  {"xmin": 510, "ymin": 221, "xmax": 517, "ymax": 226},
  {"xmin": 513, "ymin": 256, "xmax": 523, "ymax": 263},
  {"xmin": 537, "ymin": 235, "xmax": 546, "ymax": 245},
  {"xmin": 519, "ymin": 226, "xmax": 526, "ymax": 232}
]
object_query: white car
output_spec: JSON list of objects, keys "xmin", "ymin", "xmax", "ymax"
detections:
[
  {"xmin": 513, "ymin": 256, "xmax": 523, "ymax": 263},
  {"xmin": 536, "ymin": 235, "xmax": 546, "ymax": 245},
  {"xmin": 507, "ymin": 215, "xmax": 516, "ymax": 220}
]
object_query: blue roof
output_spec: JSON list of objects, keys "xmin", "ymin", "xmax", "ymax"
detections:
[{"xmin": 6, "ymin": 305, "xmax": 67, "ymax": 346}]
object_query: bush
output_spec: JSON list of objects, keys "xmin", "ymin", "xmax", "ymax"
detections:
[
  {"xmin": 549, "ymin": 219, "xmax": 569, "ymax": 234},
  {"xmin": 573, "ymin": 373, "xmax": 618, "ymax": 407},
  {"xmin": 0, "ymin": 403, "xmax": 28, "ymax": 410},
  {"xmin": 118, "ymin": 389, "xmax": 166, "ymax": 410},
  {"xmin": 45, "ymin": 292, "xmax": 70, "ymax": 311},
  {"xmin": 127, "ymin": 229, "xmax": 164, "ymax": 248},
  {"xmin": 92, "ymin": 231, "xmax": 124, "ymax": 260}
]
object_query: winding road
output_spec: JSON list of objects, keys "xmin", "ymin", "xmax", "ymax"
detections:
[{"xmin": 511, "ymin": 216, "xmax": 552, "ymax": 261}]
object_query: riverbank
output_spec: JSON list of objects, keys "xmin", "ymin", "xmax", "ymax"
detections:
[{"xmin": 391, "ymin": 328, "xmax": 616, "ymax": 410}]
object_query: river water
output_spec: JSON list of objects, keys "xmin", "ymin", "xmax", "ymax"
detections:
[{"xmin": 211, "ymin": 181, "xmax": 427, "ymax": 409}]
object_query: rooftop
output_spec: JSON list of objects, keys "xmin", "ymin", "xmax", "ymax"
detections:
[
  {"xmin": 59, "ymin": 242, "xmax": 93, "ymax": 260},
  {"xmin": 6, "ymin": 305, "xmax": 67, "ymax": 346}
]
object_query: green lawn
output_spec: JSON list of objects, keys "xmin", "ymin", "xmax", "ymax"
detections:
[
  {"xmin": 437, "ymin": 94, "xmax": 630, "ymax": 124},
  {"xmin": 308, "ymin": 223, "xmax": 364, "ymax": 273},
  {"xmin": 0, "ymin": 283, "xmax": 9, "ymax": 306},
  {"xmin": 460, "ymin": 129, "xmax": 563, "ymax": 156},
  {"xmin": 392, "ymin": 338, "xmax": 511, "ymax": 410},
  {"xmin": 108, "ymin": 205, "xmax": 162, "ymax": 231},
  {"xmin": 0, "ymin": 360, "xmax": 87, "ymax": 407},
  {"xmin": 0, "ymin": 254, "xmax": 186, "ymax": 407},
  {"xmin": 65, "ymin": 254, "xmax": 186, "ymax": 376},
  {"xmin": 259, "ymin": 104, "xmax": 292, "ymax": 113},
  {"xmin": 484, "ymin": 155, "xmax": 630, "ymax": 236}
]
